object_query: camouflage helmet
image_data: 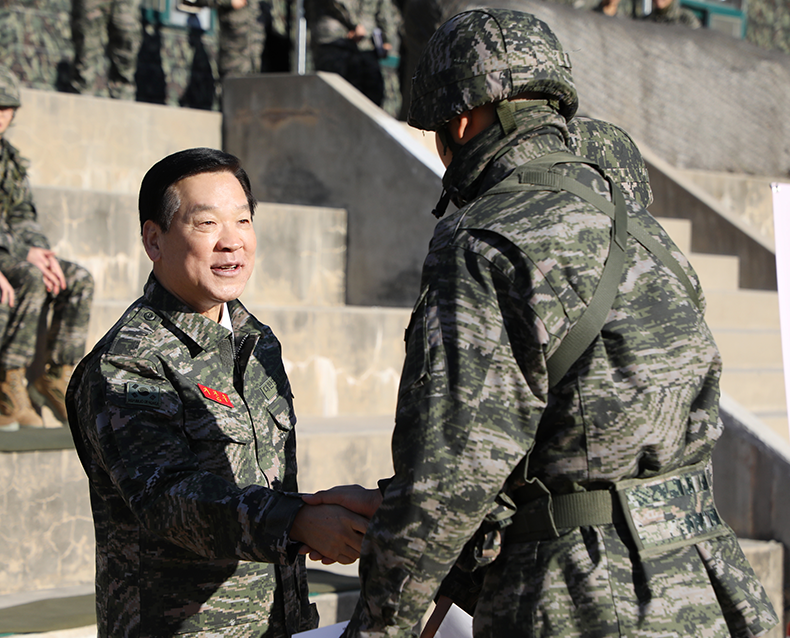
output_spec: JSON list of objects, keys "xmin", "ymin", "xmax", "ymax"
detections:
[
  {"xmin": 408, "ymin": 8, "xmax": 578, "ymax": 131},
  {"xmin": 567, "ymin": 116, "xmax": 654, "ymax": 207},
  {"xmin": 0, "ymin": 68, "xmax": 21, "ymax": 109}
]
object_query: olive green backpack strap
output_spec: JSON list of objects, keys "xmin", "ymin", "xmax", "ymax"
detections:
[{"xmin": 483, "ymin": 152, "xmax": 699, "ymax": 388}]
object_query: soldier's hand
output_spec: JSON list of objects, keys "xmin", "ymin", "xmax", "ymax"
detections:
[
  {"xmin": 347, "ymin": 24, "xmax": 366, "ymax": 41},
  {"xmin": 26, "ymin": 247, "xmax": 66, "ymax": 295},
  {"xmin": 290, "ymin": 503, "xmax": 368, "ymax": 564},
  {"xmin": 302, "ymin": 484, "xmax": 382, "ymax": 519},
  {"xmin": 231, "ymin": 0, "xmax": 247, "ymax": 9},
  {"xmin": 0, "ymin": 271, "xmax": 14, "ymax": 308}
]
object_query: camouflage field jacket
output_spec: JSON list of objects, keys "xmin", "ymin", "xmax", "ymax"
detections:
[
  {"xmin": 67, "ymin": 275, "xmax": 317, "ymax": 637},
  {"xmin": 344, "ymin": 113, "xmax": 777, "ymax": 637},
  {"xmin": 0, "ymin": 138, "xmax": 50, "ymax": 264}
]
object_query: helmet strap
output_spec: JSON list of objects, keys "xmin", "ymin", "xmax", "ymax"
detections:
[
  {"xmin": 497, "ymin": 98, "xmax": 561, "ymax": 136},
  {"xmin": 496, "ymin": 101, "xmax": 518, "ymax": 136}
]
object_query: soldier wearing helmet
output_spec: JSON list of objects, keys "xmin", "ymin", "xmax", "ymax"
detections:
[
  {"xmin": 321, "ymin": 9, "xmax": 778, "ymax": 638},
  {"xmin": 0, "ymin": 68, "xmax": 95, "ymax": 433}
]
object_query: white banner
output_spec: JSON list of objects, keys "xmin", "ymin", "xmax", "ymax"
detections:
[{"xmin": 771, "ymin": 182, "xmax": 790, "ymax": 440}]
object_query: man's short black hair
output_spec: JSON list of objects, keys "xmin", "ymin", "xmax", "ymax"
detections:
[{"xmin": 138, "ymin": 147, "xmax": 256, "ymax": 233}]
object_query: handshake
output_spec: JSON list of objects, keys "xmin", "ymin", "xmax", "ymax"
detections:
[{"xmin": 290, "ymin": 484, "xmax": 384, "ymax": 565}]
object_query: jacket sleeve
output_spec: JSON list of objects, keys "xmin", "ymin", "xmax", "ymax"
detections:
[
  {"xmin": 76, "ymin": 351, "xmax": 304, "ymax": 565},
  {"xmin": 344, "ymin": 240, "xmax": 551, "ymax": 636},
  {"xmin": 6, "ymin": 173, "xmax": 50, "ymax": 255}
]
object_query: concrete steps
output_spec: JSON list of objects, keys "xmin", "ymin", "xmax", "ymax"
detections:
[{"xmin": 659, "ymin": 217, "xmax": 788, "ymax": 441}]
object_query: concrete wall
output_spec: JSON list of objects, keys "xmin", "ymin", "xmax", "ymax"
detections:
[
  {"xmin": 679, "ymin": 169, "xmax": 777, "ymax": 243},
  {"xmin": 444, "ymin": 0, "xmax": 790, "ymax": 178},
  {"xmin": 642, "ymin": 147, "xmax": 778, "ymax": 290},
  {"xmin": 7, "ymin": 88, "xmax": 222, "ymax": 195},
  {"xmin": 222, "ymin": 72, "xmax": 444, "ymax": 307},
  {"xmin": 714, "ymin": 393, "xmax": 790, "ymax": 632}
]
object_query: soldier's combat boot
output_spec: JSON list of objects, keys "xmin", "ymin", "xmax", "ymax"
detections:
[
  {"xmin": 30, "ymin": 363, "xmax": 73, "ymax": 424},
  {"xmin": 0, "ymin": 368, "xmax": 43, "ymax": 428},
  {"xmin": 0, "ymin": 383, "xmax": 19, "ymax": 432}
]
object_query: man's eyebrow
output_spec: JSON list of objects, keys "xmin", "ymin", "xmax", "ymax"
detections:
[{"xmin": 186, "ymin": 202, "xmax": 250, "ymax": 214}]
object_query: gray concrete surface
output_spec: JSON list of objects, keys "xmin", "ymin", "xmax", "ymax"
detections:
[
  {"xmin": 446, "ymin": 0, "xmax": 790, "ymax": 178},
  {"xmin": 643, "ymin": 147, "xmax": 778, "ymax": 291},
  {"xmin": 714, "ymin": 392, "xmax": 790, "ymax": 632},
  {"xmin": 6, "ymin": 89, "xmax": 221, "ymax": 195},
  {"xmin": 222, "ymin": 72, "xmax": 444, "ymax": 308}
]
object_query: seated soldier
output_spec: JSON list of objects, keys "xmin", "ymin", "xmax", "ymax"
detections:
[{"xmin": 0, "ymin": 67, "xmax": 94, "ymax": 431}]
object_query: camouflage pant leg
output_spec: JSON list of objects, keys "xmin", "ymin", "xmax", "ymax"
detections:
[
  {"xmin": 314, "ymin": 41, "xmax": 384, "ymax": 106},
  {"xmin": 70, "ymin": 0, "xmax": 112, "ymax": 95},
  {"xmin": 105, "ymin": 0, "xmax": 143, "ymax": 99},
  {"xmin": 0, "ymin": 260, "xmax": 48, "ymax": 370},
  {"xmin": 217, "ymin": 2, "xmax": 265, "ymax": 79},
  {"xmin": 45, "ymin": 259, "xmax": 94, "ymax": 366},
  {"xmin": 71, "ymin": 0, "xmax": 141, "ymax": 98},
  {"xmin": 473, "ymin": 526, "xmax": 731, "ymax": 637}
]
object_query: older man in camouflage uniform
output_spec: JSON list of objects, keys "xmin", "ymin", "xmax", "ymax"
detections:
[
  {"xmin": 330, "ymin": 9, "xmax": 777, "ymax": 638},
  {"xmin": 0, "ymin": 68, "xmax": 94, "ymax": 432},
  {"xmin": 66, "ymin": 147, "xmax": 372, "ymax": 637}
]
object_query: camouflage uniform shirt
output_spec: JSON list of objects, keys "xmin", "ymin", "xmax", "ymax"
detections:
[
  {"xmin": 66, "ymin": 275, "xmax": 317, "ymax": 637},
  {"xmin": 0, "ymin": 138, "xmax": 50, "ymax": 263},
  {"xmin": 344, "ymin": 106, "xmax": 777, "ymax": 637}
]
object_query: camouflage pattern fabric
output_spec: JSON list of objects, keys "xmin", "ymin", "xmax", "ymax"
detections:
[
  {"xmin": 188, "ymin": 0, "xmax": 278, "ymax": 79},
  {"xmin": 217, "ymin": 1, "xmax": 266, "ymax": 79},
  {"xmin": 642, "ymin": 0, "xmax": 701, "ymax": 28},
  {"xmin": 0, "ymin": 257, "xmax": 94, "ymax": 369},
  {"xmin": 66, "ymin": 274, "xmax": 318, "ymax": 637},
  {"xmin": 0, "ymin": 68, "xmax": 22, "ymax": 107},
  {"xmin": 69, "ymin": 0, "xmax": 144, "ymax": 99},
  {"xmin": 313, "ymin": 42, "xmax": 385, "ymax": 105},
  {"xmin": 396, "ymin": 0, "xmax": 440, "ymax": 119},
  {"xmin": 566, "ymin": 116, "xmax": 653, "ymax": 207},
  {"xmin": 407, "ymin": 9, "xmax": 578, "ymax": 131},
  {"xmin": 0, "ymin": 137, "xmax": 94, "ymax": 369},
  {"xmin": 307, "ymin": 0, "xmax": 400, "ymax": 106},
  {"xmin": 343, "ymin": 97, "xmax": 778, "ymax": 636}
]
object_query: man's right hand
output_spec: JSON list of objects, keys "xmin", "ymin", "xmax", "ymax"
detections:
[
  {"xmin": 290, "ymin": 503, "xmax": 369, "ymax": 565},
  {"xmin": 302, "ymin": 484, "xmax": 383, "ymax": 519}
]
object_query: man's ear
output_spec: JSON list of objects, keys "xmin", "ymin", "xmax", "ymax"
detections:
[
  {"xmin": 142, "ymin": 220, "xmax": 163, "ymax": 263},
  {"xmin": 450, "ymin": 105, "xmax": 497, "ymax": 145}
]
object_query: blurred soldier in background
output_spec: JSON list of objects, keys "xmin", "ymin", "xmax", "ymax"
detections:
[
  {"xmin": 396, "ymin": 0, "xmax": 439, "ymax": 119},
  {"xmin": 644, "ymin": 0, "xmax": 701, "ymax": 27},
  {"xmin": 181, "ymin": 0, "xmax": 291, "ymax": 80},
  {"xmin": 68, "ymin": 0, "xmax": 143, "ymax": 98},
  {"xmin": 0, "ymin": 68, "xmax": 94, "ymax": 432},
  {"xmin": 306, "ymin": 0, "xmax": 399, "ymax": 107}
]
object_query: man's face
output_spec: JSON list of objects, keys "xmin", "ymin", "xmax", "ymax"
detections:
[
  {"xmin": 0, "ymin": 107, "xmax": 16, "ymax": 136},
  {"xmin": 143, "ymin": 170, "xmax": 256, "ymax": 321}
]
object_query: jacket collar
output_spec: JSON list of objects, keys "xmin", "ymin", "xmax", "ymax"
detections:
[
  {"xmin": 441, "ymin": 103, "xmax": 571, "ymax": 210},
  {"xmin": 142, "ymin": 274, "xmax": 258, "ymax": 353}
]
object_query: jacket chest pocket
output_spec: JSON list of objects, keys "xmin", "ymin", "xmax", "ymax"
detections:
[{"xmin": 182, "ymin": 387, "xmax": 255, "ymax": 480}]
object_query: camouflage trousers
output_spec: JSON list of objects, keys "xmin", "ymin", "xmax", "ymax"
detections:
[
  {"xmin": 70, "ymin": 0, "xmax": 142, "ymax": 99},
  {"xmin": 0, "ymin": 258, "xmax": 94, "ymax": 370},
  {"xmin": 217, "ymin": 1, "xmax": 266, "ymax": 79},
  {"xmin": 473, "ymin": 525, "xmax": 736, "ymax": 637},
  {"xmin": 313, "ymin": 40, "xmax": 384, "ymax": 106}
]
